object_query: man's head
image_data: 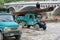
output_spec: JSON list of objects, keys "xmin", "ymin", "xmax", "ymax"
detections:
[{"xmin": 37, "ymin": 2, "xmax": 40, "ymax": 4}]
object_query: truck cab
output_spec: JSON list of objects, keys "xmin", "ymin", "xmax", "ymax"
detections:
[
  {"xmin": 16, "ymin": 13, "xmax": 46, "ymax": 30},
  {"xmin": 0, "ymin": 8, "xmax": 22, "ymax": 40},
  {"xmin": 17, "ymin": 13, "xmax": 40, "ymax": 25}
]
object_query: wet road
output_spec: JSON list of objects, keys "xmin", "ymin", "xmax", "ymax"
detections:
[{"xmin": 4, "ymin": 22, "xmax": 60, "ymax": 40}]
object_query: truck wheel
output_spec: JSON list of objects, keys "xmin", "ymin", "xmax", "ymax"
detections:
[
  {"xmin": 27, "ymin": 25, "xmax": 30, "ymax": 28},
  {"xmin": 15, "ymin": 35, "xmax": 21, "ymax": 40},
  {"xmin": 34, "ymin": 24, "xmax": 40, "ymax": 31},
  {"xmin": 0, "ymin": 32, "xmax": 3, "ymax": 40},
  {"xmin": 43, "ymin": 26, "xmax": 46, "ymax": 30}
]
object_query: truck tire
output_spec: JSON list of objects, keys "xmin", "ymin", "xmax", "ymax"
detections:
[
  {"xmin": 15, "ymin": 35, "xmax": 21, "ymax": 40},
  {"xmin": 34, "ymin": 24, "xmax": 40, "ymax": 31},
  {"xmin": 0, "ymin": 32, "xmax": 3, "ymax": 40},
  {"xmin": 27, "ymin": 25, "xmax": 30, "ymax": 28}
]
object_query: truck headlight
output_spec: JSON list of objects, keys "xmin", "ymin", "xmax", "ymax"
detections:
[
  {"xmin": 17, "ymin": 26, "xmax": 22, "ymax": 30},
  {"xmin": 4, "ymin": 27, "xmax": 11, "ymax": 32}
]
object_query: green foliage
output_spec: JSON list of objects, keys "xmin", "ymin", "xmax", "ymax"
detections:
[
  {"xmin": 4, "ymin": 0, "xmax": 12, "ymax": 3},
  {"xmin": 0, "ymin": 0, "xmax": 45, "ymax": 3},
  {"xmin": 4, "ymin": 0, "xmax": 22, "ymax": 3},
  {"xmin": 0, "ymin": 0, "xmax": 4, "ymax": 8},
  {"xmin": 0, "ymin": 0, "xmax": 4, "ymax": 4}
]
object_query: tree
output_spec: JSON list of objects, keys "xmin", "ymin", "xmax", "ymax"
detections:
[
  {"xmin": 0, "ymin": 0, "xmax": 4, "ymax": 4},
  {"xmin": 4, "ymin": 0, "xmax": 13, "ymax": 3},
  {"xmin": 0, "ymin": 0, "xmax": 4, "ymax": 8}
]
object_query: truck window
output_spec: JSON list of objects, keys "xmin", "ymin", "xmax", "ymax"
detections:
[{"xmin": 30, "ymin": 15, "xmax": 33, "ymax": 19}]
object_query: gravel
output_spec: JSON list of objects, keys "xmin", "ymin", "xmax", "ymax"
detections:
[{"xmin": 21, "ymin": 22, "xmax": 60, "ymax": 40}]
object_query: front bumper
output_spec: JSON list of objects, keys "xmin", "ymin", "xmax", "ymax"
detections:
[{"xmin": 3, "ymin": 30, "xmax": 22, "ymax": 37}]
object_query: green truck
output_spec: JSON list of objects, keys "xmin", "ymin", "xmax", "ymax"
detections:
[{"xmin": 15, "ymin": 13, "xmax": 46, "ymax": 30}]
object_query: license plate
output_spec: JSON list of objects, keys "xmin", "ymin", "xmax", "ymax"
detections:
[
  {"xmin": 10, "ymin": 33, "xmax": 14, "ymax": 36},
  {"xmin": 11, "ymin": 28, "xmax": 17, "ymax": 30}
]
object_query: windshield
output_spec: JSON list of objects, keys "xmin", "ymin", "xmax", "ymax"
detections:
[{"xmin": 0, "ymin": 14, "xmax": 13, "ymax": 22}]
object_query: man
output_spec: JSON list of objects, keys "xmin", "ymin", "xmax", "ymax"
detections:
[
  {"xmin": 36, "ymin": 2, "xmax": 40, "ymax": 9},
  {"xmin": 36, "ymin": 2, "xmax": 40, "ymax": 14}
]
